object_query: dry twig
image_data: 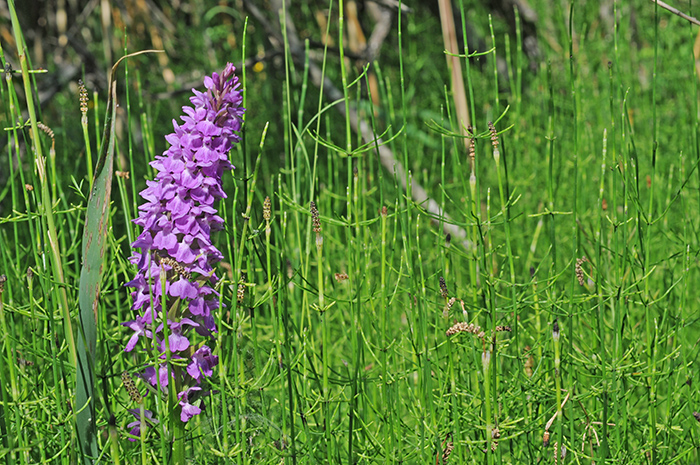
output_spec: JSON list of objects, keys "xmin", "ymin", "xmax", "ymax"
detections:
[{"xmin": 652, "ymin": 0, "xmax": 700, "ymax": 27}]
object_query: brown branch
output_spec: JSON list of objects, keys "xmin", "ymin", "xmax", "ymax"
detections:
[
  {"xmin": 653, "ymin": 0, "xmax": 700, "ymax": 27},
  {"xmin": 365, "ymin": 2, "xmax": 394, "ymax": 62},
  {"xmin": 437, "ymin": 0, "xmax": 470, "ymax": 143}
]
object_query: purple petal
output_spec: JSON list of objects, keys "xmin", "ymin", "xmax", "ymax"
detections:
[
  {"xmin": 153, "ymin": 230, "xmax": 179, "ymax": 250},
  {"xmin": 124, "ymin": 332, "xmax": 141, "ymax": 352},
  {"xmin": 180, "ymin": 402, "xmax": 201, "ymax": 422},
  {"xmin": 169, "ymin": 277, "xmax": 198, "ymax": 299},
  {"xmin": 168, "ymin": 332, "xmax": 190, "ymax": 352}
]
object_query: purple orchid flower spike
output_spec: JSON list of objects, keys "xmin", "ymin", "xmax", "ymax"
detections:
[{"xmin": 124, "ymin": 64, "xmax": 244, "ymax": 422}]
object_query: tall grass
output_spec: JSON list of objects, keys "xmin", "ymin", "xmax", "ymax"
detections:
[{"xmin": 1, "ymin": 1, "xmax": 700, "ymax": 464}]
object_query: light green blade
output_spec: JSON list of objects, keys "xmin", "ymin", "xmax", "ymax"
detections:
[{"xmin": 76, "ymin": 78, "xmax": 117, "ymax": 464}]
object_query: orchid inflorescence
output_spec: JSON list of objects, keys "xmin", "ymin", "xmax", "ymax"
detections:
[{"xmin": 123, "ymin": 63, "xmax": 244, "ymax": 424}]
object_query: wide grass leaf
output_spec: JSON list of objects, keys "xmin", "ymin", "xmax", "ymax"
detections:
[{"xmin": 76, "ymin": 78, "xmax": 117, "ymax": 464}]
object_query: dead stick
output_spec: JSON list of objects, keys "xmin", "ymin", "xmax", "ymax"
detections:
[
  {"xmin": 652, "ymin": 0, "xmax": 700, "ymax": 27},
  {"xmin": 437, "ymin": 0, "xmax": 471, "ymax": 143}
]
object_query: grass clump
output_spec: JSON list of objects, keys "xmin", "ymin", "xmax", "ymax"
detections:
[{"xmin": 1, "ymin": 1, "xmax": 700, "ymax": 464}]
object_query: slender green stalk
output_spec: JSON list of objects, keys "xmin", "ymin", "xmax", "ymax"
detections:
[
  {"xmin": 552, "ymin": 320, "xmax": 562, "ymax": 462},
  {"xmin": 107, "ymin": 421, "xmax": 121, "ymax": 465},
  {"xmin": 597, "ymin": 129, "xmax": 610, "ymax": 461},
  {"xmin": 646, "ymin": 2, "xmax": 660, "ymax": 463},
  {"xmin": 79, "ymin": 82, "xmax": 94, "ymax": 189},
  {"xmin": 9, "ymin": 0, "xmax": 77, "ymax": 370},
  {"xmin": 545, "ymin": 61, "xmax": 557, "ymax": 282},
  {"xmin": 1, "ymin": 3, "xmax": 700, "ymax": 463},
  {"xmin": 348, "ymin": 164, "xmax": 359, "ymax": 465},
  {"xmin": 0, "ymin": 277, "xmax": 20, "ymax": 465},
  {"xmin": 93, "ymin": 89, "xmax": 101, "ymax": 151},
  {"xmin": 609, "ymin": 5, "xmax": 627, "ymax": 454},
  {"xmin": 139, "ymin": 402, "xmax": 147, "ymax": 465},
  {"xmin": 483, "ymin": 348, "xmax": 492, "ymax": 464},
  {"xmin": 263, "ymin": 194, "xmax": 288, "ymax": 460},
  {"xmin": 310, "ymin": 200, "xmax": 331, "ymax": 463},
  {"xmin": 457, "ymin": 0, "xmax": 480, "ymax": 312},
  {"xmin": 566, "ymin": 5, "xmax": 579, "ymax": 459},
  {"xmin": 379, "ymin": 206, "xmax": 392, "ymax": 464}
]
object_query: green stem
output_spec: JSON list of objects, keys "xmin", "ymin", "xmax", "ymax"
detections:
[
  {"xmin": 483, "ymin": 349, "xmax": 492, "ymax": 464},
  {"xmin": 9, "ymin": 0, "xmax": 77, "ymax": 370},
  {"xmin": 553, "ymin": 320, "xmax": 562, "ymax": 462}
]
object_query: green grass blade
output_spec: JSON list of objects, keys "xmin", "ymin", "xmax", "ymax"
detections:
[{"xmin": 76, "ymin": 77, "xmax": 118, "ymax": 464}]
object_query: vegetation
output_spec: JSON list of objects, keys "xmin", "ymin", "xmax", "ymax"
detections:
[{"xmin": 1, "ymin": 0, "xmax": 699, "ymax": 463}]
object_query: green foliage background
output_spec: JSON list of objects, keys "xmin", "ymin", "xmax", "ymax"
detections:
[{"xmin": 1, "ymin": 1, "xmax": 700, "ymax": 464}]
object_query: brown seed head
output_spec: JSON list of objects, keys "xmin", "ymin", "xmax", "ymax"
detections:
[
  {"xmin": 543, "ymin": 430, "xmax": 550, "ymax": 447},
  {"xmin": 78, "ymin": 79, "xmax": 89, "ymax": 115},
  {"xmin": 467, "ymin": 125, "xmax": 476, "ymax": 166},
  {"xmin": 495, "ymin": 325, "xmax": 512, "ymax": 332},
  {"xmin": 121, "ymin": 372, "xmax": 142, "ymax": 404},
  {"xmin": 115, "ymin": 171, "xmax": 130, "ymax": 179},
  {"xmin": 37, "ymin": 122, "xmax": 55, "ymax": 140},
  {"xmin": 157, "ymin": 254, "xmax": 192, "ymax": 280},
  {"xmin": 380, "ymin": 206, "xmax": 388, "ymax": 217},
  {"xmin": 488, "ymin": 121, "xmax": 499, "ymax": 148},
  {"xmin": 446, "ymin": 297, "xmax": 457, "ymax": 310},
  {"xmin": 25, "ymin": 184, "xmax": 34, "ymax": 192},
  {"xmin": 0, "ymin": 274, "xmax": 6, "ymax": 293},
  {"xmin": 237, "ymin": 271, "xmax": 247, "ymax": 304},
  {"xmin": 442, "ymin": 441, "xmax": 454, "ymax": 463},
  {"xmin": 446, "ymin": 321, "xmax": 484, "ymax": 337},
  {"xmin": 694, "ymin": 412, "xmax": 700, "ymax": 423},
  {"xmin": 334, "ymin": 272, "xmax": 349, "ymax": 282},
  {"xmin": 263, "ymin": 196, "xmax": 271, "ymax": 221},
  {"xmin": 575, "ymin": 257, "xmax": 588, "ymax": 286},
  {"xmin": 439, "ymin": 276, "xmax": 448, "ymax": 299},
  {"xmin": 310, "ymin": 201, "xmax": 321, "ymax": 234}
]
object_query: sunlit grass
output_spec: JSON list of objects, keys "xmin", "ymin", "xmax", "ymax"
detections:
[{"xmin": 1, "ymin": 1, "xmax": 700, "ymax": 464}]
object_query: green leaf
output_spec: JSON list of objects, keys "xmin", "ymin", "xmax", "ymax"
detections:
[
  {"xmin": 75, "ymin": 78, "xmax": 117, "ymax": 464},
  {"xmin": 74, "ymin": 50, "xmax": 161, "ymax": 464}
]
